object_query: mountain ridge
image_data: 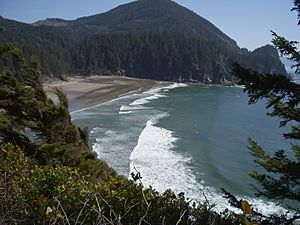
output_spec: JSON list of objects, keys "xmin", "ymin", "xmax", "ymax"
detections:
[
  {"xmin": 33, "ymin": 18, "xmax": 69, "ymax": 27},
  {"xmin": 33, "ymin": 0, "xmax": 238, "ymax": 47},
  {"xmin": 0, "ymin": 0, "xmax": 287, "ymax": 83}
]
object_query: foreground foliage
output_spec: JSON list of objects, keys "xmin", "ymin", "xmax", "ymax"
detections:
[{"xmin": 0, "ymin": 143, "xmax": 245, "ymax": 225}]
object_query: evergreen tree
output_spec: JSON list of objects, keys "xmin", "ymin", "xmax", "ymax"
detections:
[
  {"xmin": 0, "ymin": 29, "xmax": 114, "ymax": 179},
  {"xmin": 229, "ymin": 0, "xmax": 300, "ymax": 223}
]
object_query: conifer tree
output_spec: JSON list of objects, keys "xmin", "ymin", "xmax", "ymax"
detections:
[
  {"xmin": 230, "ymin": 0, "xmax": 300, "ymax": 223},
  {"xmin": 0, "ymin": 28, "xmax": 113, "ymax": 179}
]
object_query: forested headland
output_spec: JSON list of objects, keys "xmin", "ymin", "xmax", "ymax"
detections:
[{"xmin": 0, "ymin": 0, "xmax": 286, "ymax": 83}]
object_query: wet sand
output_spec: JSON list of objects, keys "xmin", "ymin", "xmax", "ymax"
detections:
[{"xmin": 44, "ymin": 76, "xmax": 157, "ymax": 111}]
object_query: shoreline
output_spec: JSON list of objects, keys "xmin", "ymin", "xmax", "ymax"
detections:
[
  {"xmin": 43, "ymin": 76, "xmax": 242, "ymax": 112},
  {"xmin": 44, "ymin": 75, "xmax": 158, "ymax": 112}
]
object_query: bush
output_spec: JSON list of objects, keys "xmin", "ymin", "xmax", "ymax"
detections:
[{"xmin": 0, "ymin": 144, "xmax": 243, "ymax": 225}]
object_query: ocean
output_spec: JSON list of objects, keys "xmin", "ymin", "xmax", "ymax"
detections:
[{"xmin": 71, "ymin": 83, "xmax": 294, "ymax": 215}]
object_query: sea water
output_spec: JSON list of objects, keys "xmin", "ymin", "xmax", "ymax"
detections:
[{"xmin": 72, "ymin": 83, "xmax": 295, "ymax": 215}]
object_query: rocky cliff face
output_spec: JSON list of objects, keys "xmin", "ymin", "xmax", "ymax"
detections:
[{"xmin": 248, "ymin": 45, "xmax": 287, "ymax": 75}]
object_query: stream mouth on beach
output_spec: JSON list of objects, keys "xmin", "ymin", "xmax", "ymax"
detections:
[{"xmin": 72, "ymin": 83, "xmax": 296, "ymax": 215}]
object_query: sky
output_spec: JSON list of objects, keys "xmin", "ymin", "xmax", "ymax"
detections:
[{"xmin": 0, "ymin": 0, "xmax": 299, "ymax": 50}]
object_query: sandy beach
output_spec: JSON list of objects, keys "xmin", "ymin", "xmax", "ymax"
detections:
[{"xmin": 44, "ymin": 76, "xmax": 157, "ymax": 111}]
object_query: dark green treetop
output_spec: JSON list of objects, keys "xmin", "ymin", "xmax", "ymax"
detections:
[
  {"xmin": 230, "ymin": 0, "xmax": 300, "ymax": 223},
  {"xmin": 0, "ymin": 29, "xmax": 114, "ymax": 178}
]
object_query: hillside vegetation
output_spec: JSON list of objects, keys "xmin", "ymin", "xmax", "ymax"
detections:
[{"xmin": 0, "ymin": 0, "xmax": 286, "ymax": 83}]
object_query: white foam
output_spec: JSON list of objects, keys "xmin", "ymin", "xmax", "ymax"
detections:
[
  {"xmin": 128, "ymin": 114, "xmax": 292, "ymax": 216},
  {"xmin": 144, "ymin": 82, "xmax": 188, "ymax": 94},
  {"xmin": 129, "ymin": 98, "xmax": 149, "ymax": 106},
  {"xmin": 225, "ymin": 85, "xmax": 245, "ymax": 89},
  {"xmin": 90, "ymin": 127, "xmax": 104, "ymax": 134},
  {"xmin": 143, "ymin": 86, "xmax": 165, "ymax": 95},
  {"xmin": 93, "ymin": 129, "xmax": 135, "ymax": 176},
  {"xmin": 130, "ymin": 94, "xmax": 167, "ymax": 106},
  {"xmin": 128, "ymin": 113, "xmax": 216, "ymax": 207},
  {"xmin": 119, "ymin": 105, "xmax": 149, "ymax": 111},
  {"xmin": 163, "ymin": 82, "xmax": 189, "ymax": 90},
  {"xmin": 147, "ymin": 93, "xmax": 167, "ymax": 99},
  {"xmin": 244, "ymin": 197, "xmax": 289, "ymax": 216},
  {"xmin": 234, "ymin": 85, "xmax": 245, "ymax": 89},
  {"xmin": 127, "ymin": 83, "xmax": 187, "ymax": 108},
  {"xmin": 129, "ymin": 113, "xmax": 203, "ymax": 195},
  {"xmin": 119, "ymin": 110, "xmax": 134, "ymax": 114},
  {"xmin": 129, "ymin": 118, "xmax": 232, "ymax": 210},
  {"xmin": 129, "ymin": 113, "xmax": 187, "ymax": 193}
]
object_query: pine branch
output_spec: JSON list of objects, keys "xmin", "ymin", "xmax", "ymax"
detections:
[
  {"xmin": 272, "ymin": 31, "xmax": 300, "ymax": 75},
  {"xmin": 292, "ymin": 0, "xmax": 300, "ymax": 25}
]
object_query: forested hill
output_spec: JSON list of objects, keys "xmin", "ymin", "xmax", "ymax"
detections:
[{"xmin": 0, "ymin": 0, "xmax": 287, "ymax": 83}]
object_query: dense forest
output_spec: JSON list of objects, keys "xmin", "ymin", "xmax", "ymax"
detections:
[{"xmin": 0, "ymin": 0, "xmax": 287, "ymax": 83}]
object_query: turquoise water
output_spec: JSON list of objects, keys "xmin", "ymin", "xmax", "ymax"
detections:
[{"xmin": 72, "ymin": 83, "xmax": 293, "ymax": 214}]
